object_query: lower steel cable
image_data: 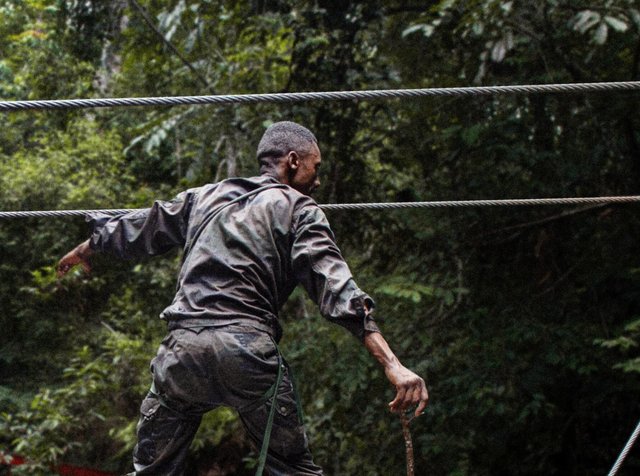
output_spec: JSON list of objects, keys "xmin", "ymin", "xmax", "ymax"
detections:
[{"xmin": 1, "ymin": 196, "xmax": 640, "ymax": 219}]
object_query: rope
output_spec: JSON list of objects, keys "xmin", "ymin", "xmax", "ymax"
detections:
[
  {"xmin": 0, "ymin": 209, "xmax": 145, "ymax": 219},
  {"xmin": 607, "ymin": 418, "xmax": 640, "ymax": 476},
  {"xmin": 0, "ymin": 81, "xmax": 638, "ymax": 112},
  {"xmin": 1, "ymin": 196, "xmax": 639, "ymax": 219},
  {"xmin": 320, "ymin": 196, "xmax": 640, "ymax": 211}
]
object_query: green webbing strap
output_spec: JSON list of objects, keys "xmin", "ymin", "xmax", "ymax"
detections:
[
  {"xmin": 255, "ymin": 354, "xmax": 284, "ymax": 476},
  {"xmin": 288, "ymin": 362, "xmax": 304, "ymax": 423},
  {"xmin": 183, "ymin": 183, "xmax": 287, "ymax": 263}
]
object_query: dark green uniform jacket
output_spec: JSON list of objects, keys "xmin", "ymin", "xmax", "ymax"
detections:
[{"xmin": 89, "ymin": 174, "xmax": 379, "ymax": 341}]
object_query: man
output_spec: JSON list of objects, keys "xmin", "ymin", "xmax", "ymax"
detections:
[{"xmin": 57, "ymin": 121, "xmax": 428, "ymax": 475}]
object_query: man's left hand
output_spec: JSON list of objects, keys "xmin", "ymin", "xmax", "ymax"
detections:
[
  {"xmin": 385, "ymin": 363, "xmax": 429, "ymax": 417},
  {"xmin": 57, "ymin": 239, "xmax": 93, "ymax": 277}
]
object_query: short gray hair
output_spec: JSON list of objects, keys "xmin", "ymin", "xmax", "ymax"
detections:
[{"xmin": 256, "ymin": 121, "xmax": 317, "ymax": 167}]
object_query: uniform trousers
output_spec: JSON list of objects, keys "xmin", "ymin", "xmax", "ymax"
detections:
[{"xmin": 129, "ymin": 325, "xmax": 323, "ymax": 476}]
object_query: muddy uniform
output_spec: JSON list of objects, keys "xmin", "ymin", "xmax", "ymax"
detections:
[{"xmin": 89, "ymin": 174, "xmax": 379, "ymax": 475}]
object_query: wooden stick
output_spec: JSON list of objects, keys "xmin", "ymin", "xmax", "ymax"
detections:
[{"xmin": 400, "ymin": 413, "xmax": 415, "ymax": 476}]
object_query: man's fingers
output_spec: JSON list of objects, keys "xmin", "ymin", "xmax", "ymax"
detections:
[
  {"xmin": 389, "ymin": 386, "xmax": 407, "ymax": 412},
  {"xmin": 385, "ymin": 365, "xmax": 429, "ymax": 415},
  {"xmin": 391, "ymin": 378, "xmax": 429, "ymax": 417},
  {"xmin": 409, "ymin": 385, "xmax": 422, "ymax": 408},
  {"xmin": 404, "ymin": 382, "xmax": 424, "ymax": 413},
  {"xmin": 391, "ymin": 383, "xmax": 421, "ymax": 412},
  {"xmin": 56, "ymin": 255, "xmax": 90, "ymax": 278},
  {"xmin": 56, "ymin": 260, "xmax": 72, "ymax": 277},
  {"xmin": 414, "ymin": 386, "xmax": 429, "ymax": 417}
]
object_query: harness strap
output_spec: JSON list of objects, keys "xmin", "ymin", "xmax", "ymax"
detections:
[
  {"xmin": 255, "ymin": 353, "xmax": 284, "ymax": 476},
  {"xmin": 238, "ymin": 343, "xmax": 303, "ymax": 476},
  {"xmin": 183, "ymin": 183, "xmax": 287, "ymax": 261}
]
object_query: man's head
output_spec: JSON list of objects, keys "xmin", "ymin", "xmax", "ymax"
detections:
[{"xmin": 257, "ymin": 121, "xmax": 321, "ymax": 196}]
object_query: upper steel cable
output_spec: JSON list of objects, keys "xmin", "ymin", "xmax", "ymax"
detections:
[
  {"xmin": 1, "ymin": 196, "xmax": 640, "ymax": 219},
  {"xmin": 0, "ymin": 81, "xmax": 639, "ymax": 112}
]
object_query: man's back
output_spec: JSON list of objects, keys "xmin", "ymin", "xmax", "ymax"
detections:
[
  {"xmin": 164, "ymin": 174, "xmax": 314, "ymax": 336},
  {"xmin": 88, "ymin": 173, "xmax": 377, "ymax": 341}
]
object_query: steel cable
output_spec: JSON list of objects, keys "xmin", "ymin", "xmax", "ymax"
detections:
[
  {"xmin": 1, "ymin": 196, "xmax": 640, "ymax": 219},
  {"xmin": 607, "ymin": 419, "xmax": 640, "ymax": 476},
  {"xmin": 319, "ymin": 196, "xmax": 640, "ymax": 211},
  {"xmin": 0, "ymin": 81, "xmax": 639, "ymax": 112}
]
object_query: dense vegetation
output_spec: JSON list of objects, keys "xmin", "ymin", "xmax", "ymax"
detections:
[{"xmin": 1, "ymin": 1, "xmax": 639, "ymax": 474}]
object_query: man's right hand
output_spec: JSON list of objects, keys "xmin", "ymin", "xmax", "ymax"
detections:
[{"xmin": 57, "ymin": 239, "xmax": 94, "ymax": 277}]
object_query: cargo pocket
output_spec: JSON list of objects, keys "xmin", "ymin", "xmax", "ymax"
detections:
[
  {"xmin": 274, "ymin": 390, "xmax": 297, "ymax": 420},
  {"xmin": 134, "ymin": 393, "xmax": 196, "ymax": 467},
  {"xmin": 134, "ymin": 394, "xmax": 163, "ymax": 465},
  {"xmin": 268, "ymin": 378, "xmax": 309, "ymax": 458},
  {"xmin": 140, "ymin": 395, "xmax": 161, "ymax": 422},
  {"xmin": 273, "ymin": 366, "xmax": 302, "ymax": 425}
]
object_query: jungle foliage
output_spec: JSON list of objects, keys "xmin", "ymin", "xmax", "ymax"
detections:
[{"xmin": 0, "ymin": 0, "xmax": 639, "ymax": 474}]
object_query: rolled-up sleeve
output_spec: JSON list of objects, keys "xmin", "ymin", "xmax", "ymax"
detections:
[
  {"xmin": 88, "ymin": 189, "xmax": 198, "ymax": 259},
  {"xmin": 291, "ymin": 204, "xmax": 380, "ymax": 341}
]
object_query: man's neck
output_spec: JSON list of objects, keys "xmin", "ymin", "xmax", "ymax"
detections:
[{"xmin": 260, "ymin": 163, "xmax": 288, "ymax": 186}]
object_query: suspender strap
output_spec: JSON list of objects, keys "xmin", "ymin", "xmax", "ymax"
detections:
[
  {"xmin": 183, "ymin": 183, "xmax": 287, "ymax": 261},
  {"xmin": 255, "ymin": 352, "xmax": 284, "ymax": 476},
  {"xmin": 288, "ymin": 360, "xmax": 304, "ymax": 423}
]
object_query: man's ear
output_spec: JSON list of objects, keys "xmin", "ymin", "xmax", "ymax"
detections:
[{"xmin": 287, "ymin": 151, "xmax": 300, "ymax": 170}]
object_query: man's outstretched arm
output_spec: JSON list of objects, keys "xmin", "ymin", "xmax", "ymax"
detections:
[
  {"xmin": 364, "ymin": 331, "xmax": 429, "ymax": 417},
  {"xmin": 57, "ymin": 239, "xmax": 94, "ymax": 277}
]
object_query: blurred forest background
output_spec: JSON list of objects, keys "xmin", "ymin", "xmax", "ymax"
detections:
[{"xmin": 0, "ymin": 0, "xmax": 639, "ymax": 474}]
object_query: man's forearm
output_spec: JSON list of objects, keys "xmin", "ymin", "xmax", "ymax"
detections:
[
  {"xmin": 75, "ymin": 239, "xmax": 94, "ymax": 259},
  {"xmin": 364, "ymin": 330, "xmax": 429, "ymax": 416},
  {"xmin": 364, "ymin": 331, "xmax": 402, "ymax": 370}
]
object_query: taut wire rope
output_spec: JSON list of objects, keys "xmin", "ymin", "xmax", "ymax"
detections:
[
  {"xmin": 2, "ymin": 196, "xmax": 640, "ymax": 219},
  {"xmin": 607, "ymin": 418, "xmax": 640, "ymax": 476},
  {"xmin": 0, "ymin": 81, "xmax": 638, "ymax": 112}
]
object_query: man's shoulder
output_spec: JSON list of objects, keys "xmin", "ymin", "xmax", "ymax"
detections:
[
  {"xmin": 211, "ymin": 175, "xmax": 280, "ymax": 194},
  {"xmin": 194, "ymin": 175, "xmax": 321, "ymax": 217},
  {"xmin": 234, "ymin": 175, "xmax": 319, "ymax": 207},
  {"xmin": 193, "ymin": 177, "xmax": 260, "ymax": 200},
  {"xmin": 264, "ymin": 182, "xmax": 320, "ymax": 214}
]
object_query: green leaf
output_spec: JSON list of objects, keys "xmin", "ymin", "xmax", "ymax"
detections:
[
  {"xmin": 572, "ymin": 10, "xmax": 600, "ymax": 33},
  {"xmin": 614, "ymin": 357, "xmax": 640, "ymax": 374},
  {"xmin": 594, "ymin": 22, "xmax": 608, "ymax": 45},
  {"xmin": 402, "ymin": 24, "xmax": 434, "ymax": 38},
  {"xmin": 630, "ymin": 9, "xmax": 640, "ymax": 29},
  {"xmin": 604, "ymin": 16, "xmax": 628, "ymax": 33},
  {"xmin": 462, "ymin": 124, "xmax": 482, "ymax": 145}
]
